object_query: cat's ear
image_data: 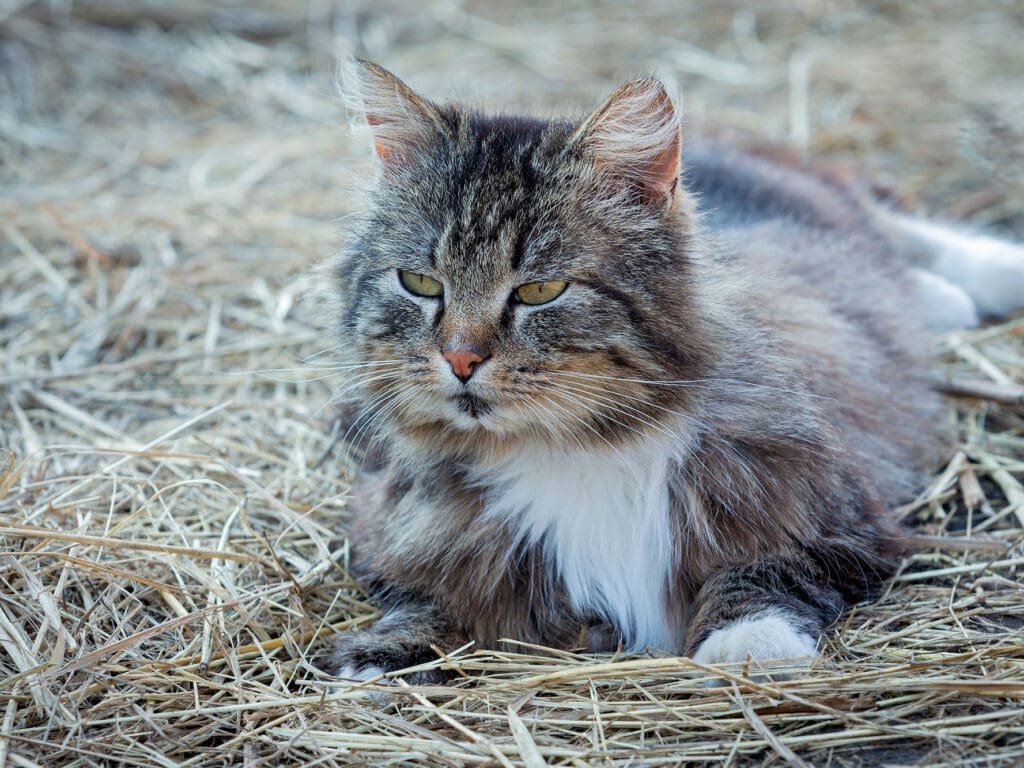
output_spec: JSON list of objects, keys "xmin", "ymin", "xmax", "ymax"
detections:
[
  {"xmin": 338, "ymin": 59, "xmax": 447, "ymax": 170},
  {"xmin": 570, "ymin": 78, "xmax": 682, "ymax": 206}
]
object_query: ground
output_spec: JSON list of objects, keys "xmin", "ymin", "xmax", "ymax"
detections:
[{"xmin": 1, "ymin": 1, "xmax": 1024, "ymax": 766}]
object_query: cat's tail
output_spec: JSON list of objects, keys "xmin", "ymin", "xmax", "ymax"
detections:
[{"xmin": 875, "ymin": 208, "xmax": 1024, "ymax": 332}]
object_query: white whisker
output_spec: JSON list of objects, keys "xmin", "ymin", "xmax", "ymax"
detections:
[
  {"xmin": 546, "ymin": 368, "xmax": 833, "ymax": 401},
  {"xmin": 535, "ymin": 392, "xmax": 643, "ymax": 486}
]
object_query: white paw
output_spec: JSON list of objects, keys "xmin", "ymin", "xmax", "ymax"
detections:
[
  {"xmin": 910, "ymin": 268, "xmax": 980, "ymax": 332},
  {"xmin": 326, "ymin": 664, "xmax": 388, "ymax": 698},
  {"xmin": 937, "ymin": 235, "xmax": 1024, "ymax": 317},
  {"xmin": 895, "ymin": 215, "xmax": 1024, "ymax": 317},
  {"xmin": 692, "ymin": 612, "xmax": 818, "ymax": 682}
]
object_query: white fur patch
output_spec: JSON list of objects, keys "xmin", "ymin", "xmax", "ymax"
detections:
[
  {"xmin": 692, "ymin": 611, "xmax": 818, "ymax": 670},
  {"xmin": 893, "ymin": 215, "xmax": 1024, "ymax": 317},
  {"xmin": 479, "ymin": 437, "xmax": 680, "ymax": 652}
]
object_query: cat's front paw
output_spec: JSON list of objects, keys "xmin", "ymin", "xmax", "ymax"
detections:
[
  {"xmin": 332, "ymin": 661, "xmax": 387, "ymax": 684},
  {"xmin": 324, "ymin": 636, "xmax": 386, "ymax": 697},
  {"xmin": 327, "ymin": 654, "xmax": 390, "ymax": 699},
  {"xmin": 692, "ymin": 611, "xmax": 818, "ymax": 684},
  {"xmin": 326, "ymin": 617, "xmax": 457, "ymax": 696}
]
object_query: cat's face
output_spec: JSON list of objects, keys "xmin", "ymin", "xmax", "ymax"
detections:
[{"xmin": 335, "ymin": 62, "xmax": 704, "ymax": 448}]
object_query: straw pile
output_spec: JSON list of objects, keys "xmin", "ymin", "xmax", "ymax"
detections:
[{"xmin": 2, "ymin": 2, "xmax": 1023, "ymax": 765}]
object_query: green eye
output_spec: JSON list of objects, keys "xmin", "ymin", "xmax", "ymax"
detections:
[
  {"xmin": 399, "ymin": 270, "xmax": 444, "ymax": 298},
  {"xmin": 514, "ymin": 280, "xmax": 569, "ymax": 305}
]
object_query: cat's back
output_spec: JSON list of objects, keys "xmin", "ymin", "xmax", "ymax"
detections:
[
  {"xmin": 681, "ymin": 139, "xmax": 943, "ymax": 501},
  {"xmin": 683, "ymin": 140, "xmax": 876, "ymax": 234},
  {"xmin": 683, "ymin": 139, "xmax": 914, "ymax": 319}
]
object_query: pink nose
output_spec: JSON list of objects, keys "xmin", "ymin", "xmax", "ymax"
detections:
[{"xmin": 443, "ymin": 347, "xmax": 488, "ymax": 382}]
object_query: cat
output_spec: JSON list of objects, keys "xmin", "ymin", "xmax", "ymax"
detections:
[{"xmin": 324, "ymin": 59, "xmax": 1024, "ymax": 687}]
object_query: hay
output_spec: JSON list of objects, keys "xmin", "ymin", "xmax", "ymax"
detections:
[{"xmin": 1, "ymin": 2, "xmax": 1023, "ymax": 765}]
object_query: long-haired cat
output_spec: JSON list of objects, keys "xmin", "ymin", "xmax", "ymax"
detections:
[{"xmin": 325, "ymin": 60, "xmax": 1024, "ymax": 685}]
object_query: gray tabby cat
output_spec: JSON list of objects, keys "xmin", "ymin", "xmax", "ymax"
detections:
[{"xmin": 326, "ymin": 60, "xmax": 1024, "ymax": 685}]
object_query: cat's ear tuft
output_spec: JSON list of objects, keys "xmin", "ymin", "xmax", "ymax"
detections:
[
  {"xmin": 338, "ymin": 59, "xmax": 446, "ymax": 170},
  {"xmin": 571, "ymin": 78, "xmax": 682, "ymax": 205}
]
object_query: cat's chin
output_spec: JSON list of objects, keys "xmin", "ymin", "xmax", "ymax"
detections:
[
  {"xmin": 439, "ymin": 395, "xmax": 510, "ymax": 434},
  {"xmin": 445, "ymin": 407, "xmax": 508, "ymax": 434}
]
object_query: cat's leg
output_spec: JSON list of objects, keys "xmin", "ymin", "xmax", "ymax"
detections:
[
  {"xmin": 686, "ymin": 557, "xmax": 844, "ymax": 679},
  {"xmin": 329, "ymin": 599, "xmax": 468, "ymax": 688},
  {"xmin": 887, "ymin": 213, "xmax": 1024, "ymax": 318}
]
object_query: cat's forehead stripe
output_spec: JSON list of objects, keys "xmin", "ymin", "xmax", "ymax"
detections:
[
  {"xmin": 440, "ymin": 112, "xmax": 578, "ymax": 280},
  {"xmin": 435, "ymin": 118, "xmax": 552, "ymax": 277}
]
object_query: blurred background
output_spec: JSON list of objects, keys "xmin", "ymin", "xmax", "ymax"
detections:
[{"xmin": 3, "ymin": 1, "xmax": 1024, "ymax": 253}]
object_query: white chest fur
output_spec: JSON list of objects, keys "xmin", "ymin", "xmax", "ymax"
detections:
[{"xmin": 479, "ymin": 439, "xmax": 678, "ymax": 652}]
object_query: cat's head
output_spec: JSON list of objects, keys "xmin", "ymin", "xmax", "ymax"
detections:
[{"xmin": 334, "ymin": 61, "xmax": 709, "ymax": 451}]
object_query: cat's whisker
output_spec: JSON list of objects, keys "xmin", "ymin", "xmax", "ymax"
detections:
[
  {"xmin": 549, "ymin": 375, "xmax": 699, "ymax": 425},
  {"xmin": 544, "ymin": 374, "xmax": 771, "ymax": 449},
  {"xmin": 354, "ymin": 378, "xmax": 436, "ymax": 447},
  {"xmin": 262, "ymin": 360, "xmax": 410, "ymax": 373},
  {"xmin": 347, "ymin": 392, "xmax": 409, "ymax": 473},
  {"xmin": 254, "ymin": 369, "xmax": 372, "ymax": 385},
  {"xmin": 334, "ymin": 393, "xmax": 406, "ymax": 475},
  {"xmin": 299, "ymin": 343, "xmax": 347, "ymax": 361},
  {"xmin": 313, "ymin": 372, "xmax": 409, "ymax": 455},
  {"xmin": 265, "ymin": 366, "xmax": 413, "ymax": 421},
  {"xmin": 301, "ymin": 343, "xmax": 404, "ymax": 363},
  {"xmin": 327, "ymin": 370, "xmax": 409, "ymax": 404},
  {"xmin": 517, "ymin": 393, "xmax": 590, "ymax": 454},
  {"xmin": 328, "ymin": 372, "xmax": 405, "ymax": 399},
  {"xmin": 236, "ymin": 359, "xmax": 410, "ymax": 379},
  {"xmin": 305, "ymin": 364, "xmax": 411, "ymax": 380},
  {"xmin": 545, "ymin": 382, "xmax": 685, "ymax": 449},
  {"xmin": 341, "ymin": 383, "xmax": 410, "ymax": 455},
  {"xmin": 364, "ymin": 383, "xmax": 431, "ymax": 454},
  {"xmin": 329, "ymin": 358, "xmax": 418, "ymax": 367},
  {"xmin": 310, "ymin": 373, "xmax": 404, "ymax": 424},
  {"xmin": 535, "ymin": 391, "xmax": 644, "ymax": 486},
  {"xmin": 545, "ymin": 381, "xmax": 691, "ymax": 447},
  {"xmin": 546, "ymin": 369, "xmax": 835, "ymax": 401},
  {"xmin": 354, "ymin": 382, "xmax": 447, "ymax": 474},
  {"xmin": 544, "ymin": 375, "xmax": 727, "ymax": 447}
]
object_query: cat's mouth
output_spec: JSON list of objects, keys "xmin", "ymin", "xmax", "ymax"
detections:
[{"xmin": 453, "ymin": 392, "xmax": 490, "ymax": 419}]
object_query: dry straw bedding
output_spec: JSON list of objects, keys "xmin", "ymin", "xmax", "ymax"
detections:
[{"xmin": 2, "ymin": 2, "xmax": 1024, "ymax": 766}]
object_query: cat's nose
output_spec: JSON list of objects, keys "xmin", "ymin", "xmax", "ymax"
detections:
[{"xmin": 443, "ymin": 346, "xmax": 489, "ymax": 383}]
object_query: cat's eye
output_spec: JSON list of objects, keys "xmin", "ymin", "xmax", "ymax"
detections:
[
  {"xmin": 399, "ymin": 270, "xmax": 444, "ymax": 298},
  {"xmin": 514, "ymin": 280, "xmax": 569, "ymax": 305}
]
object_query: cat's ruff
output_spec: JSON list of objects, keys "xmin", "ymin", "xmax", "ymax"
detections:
[{"xmin": 478, "ymin": 436, "xmax": 681, "ymax": 653}]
